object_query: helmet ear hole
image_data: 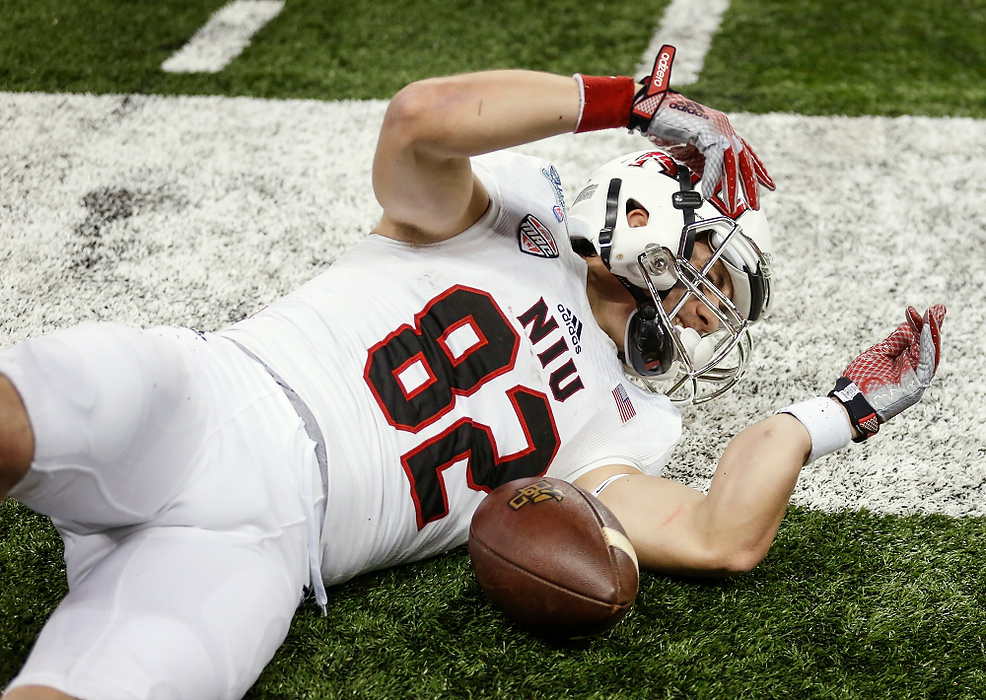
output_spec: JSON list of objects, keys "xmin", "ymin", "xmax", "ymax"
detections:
[{"xmin": 625, "ymin": 199, "xmax": 649, "ymax": 230}]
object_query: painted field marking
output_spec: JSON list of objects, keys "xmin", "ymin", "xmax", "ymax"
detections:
[
  {"xmin": 637, "ymin": 0, "xmax": 730, "ymax": 85},
  {"xmin": 161, "ymin": 0, "xmax": 284, "ymax": 74},
  {"xmin": 1, "ymin": 90, "xmax": 982, "ymax": 517}
]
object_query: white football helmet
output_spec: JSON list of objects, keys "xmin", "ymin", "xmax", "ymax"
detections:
[{"xmin": 568, "ymin": 150, "xmax": 774, "ymax": 403}]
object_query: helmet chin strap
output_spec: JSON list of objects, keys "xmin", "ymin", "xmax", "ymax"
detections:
[
  {"xmin": 597, "ymin": 178, "xmax": 622, "ymax": 268},
  {"xmin": 672, "ymin": 165, "xmax": 701, "ymax": 259}
]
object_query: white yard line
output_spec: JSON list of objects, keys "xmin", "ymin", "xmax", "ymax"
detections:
[
  {"xmin": 0, "ymin": 91, "xmax": 984, "ymax": 516},
  {"xmin": 161, "ymin": 0, "xmax": 284, "ymax": 74},
  {"xmin": 637, "ymin": 0, "xmax": 730, "ymax": 85}
]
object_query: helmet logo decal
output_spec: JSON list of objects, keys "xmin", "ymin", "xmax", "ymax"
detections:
[
  {"xmin": 629, "ymin": 151, "xmax": 679, "ymax": 175},
  {"xmin": 572, "ymin": 183, "xmax": 597, "ymax": 207},
  {"xmin": 518, "ymin": 215, "xmax": 559, "ymax": 258}
]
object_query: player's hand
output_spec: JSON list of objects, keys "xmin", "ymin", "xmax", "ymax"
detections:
[
  {"xmin": 629, "ymin": 46, "xmax": 775, "ymax": 216},
  {"xmin": 829, "ymin": 305, "xmax": 946, "ymax": 441}
]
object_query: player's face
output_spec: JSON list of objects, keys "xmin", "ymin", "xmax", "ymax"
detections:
[
  {"xmin": 659, "ymin": 238, "xmax": 734, "ymax": 335},
  {"xmin": 625, "ymin": 208, "xmax": 734, "ymax": 335}
]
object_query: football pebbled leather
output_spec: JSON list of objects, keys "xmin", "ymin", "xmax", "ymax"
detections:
[{"xmin": 469, "ymin": 476, "xmax": 638, "ymax": 638}]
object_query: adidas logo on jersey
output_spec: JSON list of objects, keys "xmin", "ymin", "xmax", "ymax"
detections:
[
  {"xmin": 518, "ymin": 214, "xmax": 559, "ymax": 258},
  {"xmin": 557, "ymin": 304, "xmax": 583, "ymax": 355}
]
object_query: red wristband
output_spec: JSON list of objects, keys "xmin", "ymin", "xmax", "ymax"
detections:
[{"xmin": 574, "ymin": 74, "xmax": 637, "ymax": 133}]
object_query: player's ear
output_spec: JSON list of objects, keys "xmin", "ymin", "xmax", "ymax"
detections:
[{"xmin": 626, "ymin": 204, "xmax": 649, "ymax": 228}]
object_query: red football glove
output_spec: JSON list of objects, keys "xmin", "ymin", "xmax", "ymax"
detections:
[
  {"xmin": 829, "ymin": 305, "xmax": 946, "ymax": 441},
  {"xmin": 629, "ymin": 46, "xmax": 775, "ymax": 217}
]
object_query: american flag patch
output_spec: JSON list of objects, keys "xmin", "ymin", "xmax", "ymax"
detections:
[{"xmin": 612, "ymin": 383, "xmax": 636, "ymax": 423}]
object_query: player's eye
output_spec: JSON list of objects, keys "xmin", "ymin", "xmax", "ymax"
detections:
[{"xmin": 704, "ymin": 262, "xmax": 733, "ymax": 311}]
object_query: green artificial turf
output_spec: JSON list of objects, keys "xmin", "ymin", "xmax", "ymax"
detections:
[
  {"xmin": 0, "ymin": 0, "xmax": 671, "ymax": 99},
  {"xmin": 243, "ymin": 508, "xmax": 986, "ymax": 699},
  {"xmin": 687, "ymin": 0, "xmax": 986, "ymax": 117},
  {"xmin": 8, "ymin": 498, "xmax": 985, "ymax": 698},
  {"xmin": 4, "ymin": 0, "xmax": 986, "ymax": 115},
  {"xmin": 0, "ymin": 502, "xmax": 66, "ymax": 682}
]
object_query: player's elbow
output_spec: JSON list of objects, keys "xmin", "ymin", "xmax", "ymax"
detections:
[
  {"xmin": 717, "ymin": 544, "xmax": 769, "ymax": 576},
  {"xmin": 381, "ymin": 82, "xmax": 429, "ymax": 143},
  {"xmin": 689, "ymin": 539, "xmax": 770, "ymax": 577},
  {"xmin": 380, "ymin": 78, "xmax": 457, "ymax": 152}
]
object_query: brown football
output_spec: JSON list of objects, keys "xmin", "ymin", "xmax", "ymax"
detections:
[{"xmin": 468, "ymin": 476, "xmax": 639, "ymax": 638}]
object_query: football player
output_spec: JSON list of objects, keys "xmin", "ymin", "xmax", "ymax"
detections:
[{"xmin": 0, "ymin": 48, "xmax": 944, "ymax": 700}]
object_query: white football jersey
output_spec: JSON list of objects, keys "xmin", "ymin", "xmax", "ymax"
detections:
[{"xmin": 221, "ymin": 151, "xmax": 682, "ymax": 587}]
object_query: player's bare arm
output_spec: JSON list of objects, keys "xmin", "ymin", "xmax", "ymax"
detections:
[
  {"xmin": 577, "ymin": 305, "xmax": 946, "ymax": 577},
  {"xmin": 371, "ymin": 46, "xmax": 773, "ymax": 246},
  {"xmin": 0, "ymin": 375, "xmax": 33, "ymax": 503},
  {"xmin": 575, "ymin": 413, "xmax": 811, "ymax": 575},
  {"xmin": 372, "ymin": 70, "xmax": 579, "ymax": 243},
  {"xmin": 4, "ymin": 684, "xmax": 75, "ymax": 700}
]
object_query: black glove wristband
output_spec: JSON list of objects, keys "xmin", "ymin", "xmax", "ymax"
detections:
[
  {"xmin": 628, "ymin": 86, "xmax": 679, "ymax": 133},
  {"xmin": 828, "ymin": 377, "xmax": 880, "ymax": 442}
]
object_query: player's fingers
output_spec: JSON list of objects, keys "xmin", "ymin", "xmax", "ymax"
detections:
[
  {"xmin": 925, "ymin": 305, "xmax": 946, "ymax": 371},
  {"xmin": 909, "ymin": 305, "xmax": 947, "ymax": 386},
  {"xmin": 916, "ymin": 324, "xmax": 938, "ymax": 384},
  {"xmin": 667, "ymin": 144, "xmax": 705, "ymax": 179},
  {"xmin": 701, "ymin": 148, "xmax": 724, "ymax": 203},
  {"xmin": 738, "ymin": 145, "xmax": 760, "ymax": 210},
  {"xmin": 873, "ymin": 321, "xmax": 917, "ymax": 361},
  {"xmin": 905, "ymin": 306, "xmax": 923, "ymax": 333},
  {"xmin": 744, "ymin": 139, "xmax": 776, "ymax": 191},
  {"xmin": 720, "ymin": 145, "xmax": 739, "ymax": 214}
]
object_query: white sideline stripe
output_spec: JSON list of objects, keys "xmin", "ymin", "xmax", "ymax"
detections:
[
  {"xmin": 161, "ymin": 0, "xmax": 284, "ymax": 74},
  {"xmin": 637, "ymin": 0, "xmax": 730, "ymax": 85},
  {"xmin": 1, "ymin": 91, "xmax": 984, "ymax": 519}
]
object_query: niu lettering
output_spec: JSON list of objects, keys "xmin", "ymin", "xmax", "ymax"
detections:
[{"xmin": 517, "ymin": 298, "xmax": 585, "ymax": 402}]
